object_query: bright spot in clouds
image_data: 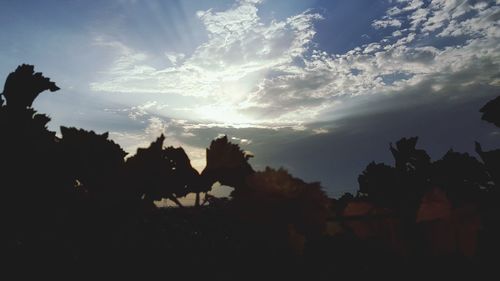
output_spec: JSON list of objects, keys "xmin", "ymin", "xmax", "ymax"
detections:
[{"xmin": 90, "ymin": 0, "xmax": 500, "ymax": 128}]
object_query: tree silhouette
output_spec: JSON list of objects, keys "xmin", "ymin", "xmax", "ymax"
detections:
[
  {"xmin": 391, "ymin": 137, "xmax": 432, "ymax": 218},
  {"xmin": 163, "ymin": 146, "xmax": 201, "ymax": 199},
  {"xmin": 431, "ymin": 149, "xmax": 488, "ymax": 206},
  {"xmin": 358, "ymin": 137, "xmax": 432, "ymax": 215},
  {"xmin": 0, "ymin": 65, "xmax": 64, "ymax": 203},
  {"xmin": 480, "ymin": 95, "xmax": 500, "ymax": 127},
  {"xmin": 59, "ymin": 127, "xmax": 130, "ymax": 204},
  {"xmin": 390, "ymin": 137, "xmax": 431, "ymax": 174},
  {"xmin": 476, "ymin": 142, "xmax": 500, "ymax": 186},
  {"xmin": 240, "ymin": 167, "xmax": 330, "ymax": 237},
  {"xmin": 0, "ymin": 65, "xmax": 73, "ymax": 267},
  {"xmin": 2, "ymin": 64, "xmax": 59, "ymax": 110},
  {"xmin": 125, "ymin": 134, "xmax": 200, "ymax": 207},
  {"xmin": 1, "ymin": 63, "xmax": 497, "ymax": 278},
  {"xmin": 199, "ymin": 135, "xmax": 254, "ymax": 203},
  {"xmin": 358, "ymin": 162, "xmax": 401, "ymax": 209},
  {"xmin": 476, "ymin": 95, "xmax": 500, "ymax": 267}
]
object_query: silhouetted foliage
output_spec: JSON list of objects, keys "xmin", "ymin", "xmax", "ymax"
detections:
[
  {"xmin": 478, "ymin": 93, "xmax": 500, "ymax": 252},
  {"xmin": 60, "ymin": 127, "xmax": 129, "ymax": 202},
  {"xmin": 475, "ymin": 142, "xmax": 500, "ymax": 185},
  {"xmin": 358, "ymin": 137, "xmax": 433, "ymax": 221},
  {"xmin": 390, "ymin": 137, "xmax": 430, "ymax": 171},
  {"xmin": 125, "ymin": 134, "xmax": 200, "ymax": 207},
  {"xmin": 201, "ymin": 135, "xmax": 254, "ymax": 195},
  {"xmin": 2, "ymin": 64, "xmax": 59, "ymax": 110},
  {"xmin": 355, "ymin": 129, "xmax": 500, "ymax": 260},
  {"xmin": 358, "ymin": 162, "xmax": 401, "ymax": 209},
  {"xmin": 480, "ymin": 95, "xmax": 500, "ymax": 127},
  {"xmin": 431, "ymin": 149, "xmax": 489, "ymax": 206},
  {"xmin": 1, "ymin": 64, "xmax": 498, "ymax": 279},
  {"xmin": 238, "ymin": 167, "xmax": 329, "ymax": 237}
]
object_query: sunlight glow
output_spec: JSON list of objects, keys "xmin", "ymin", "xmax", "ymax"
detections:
[{"xmin": 194, "ymin": 103, "xmax": 255, "ymax": 125}]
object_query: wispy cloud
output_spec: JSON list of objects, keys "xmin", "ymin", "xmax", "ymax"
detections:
[
  {"xmin": 90, "ymin": 0, "xmax": 500, "ymax": 127},
  {"xmin": 372, "ymin": 18, "xmax": 402, "ymax": 29}
]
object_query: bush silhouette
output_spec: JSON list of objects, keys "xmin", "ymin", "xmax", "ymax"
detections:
[
  {"xmin": 60, "ymin": 127, "xmax": 129, "ymax": 203},
  {"xmin": 125, "ymin": 134, "xmax": 200, "ymax": 207},
  {"xmin": 201, "ymin": 136, "xmax": 254, "ymax": 188},
  {"xmin": 358, "ymin": 161, "xmax": 401, "ymax": 209},
  {"xmin": 480, "ymin": 95, "xmax": 500, "ymax": 127},
  {"xmin": 431, "ymin": 149, "xmax": 489, "ymax": 206},
  {"xmin": 2, "ymin": 64, "xmax": 59, "ymax": 110},
  {"xmin": 1, "ymin": 64, "xmax": 499, "ymax": 278}
]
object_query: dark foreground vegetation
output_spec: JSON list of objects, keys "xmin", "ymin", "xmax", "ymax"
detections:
[{"xmin": 1, "ymin": 65, "xmax": 500, "ymax": 279}]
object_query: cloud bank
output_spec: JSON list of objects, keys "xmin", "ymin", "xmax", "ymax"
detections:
[{"xmin": 90, "ymin": 0, "xmax": 500, "ymax": 126}]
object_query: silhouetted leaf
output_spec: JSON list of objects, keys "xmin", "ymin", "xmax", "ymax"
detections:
[
  {"xmin": 2, "ymin": 64, "xmax": 59, "ymax": 110},
  {"xmin": 480, "ymin": 95, "xmax": 500, "ymax": 128}
]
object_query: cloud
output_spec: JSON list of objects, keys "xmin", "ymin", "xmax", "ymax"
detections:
[
  {"xmin": 372, "ymin": 18, "xmax": 402, "ymax": 29},
  {"xmin": 88, "ymin": 0, "xmax": 500, "ymax": 198},
  {"xmin": 231, "ymin": 136, "xmax": 253, "ymax": 145},
  {"xmin": 109, "ymin": 116, "xmax": 207, "ymax": 171},
  {"xmin": 165, "ymin": 52, "xmax": 185, "ymax": 65},
  {"xmin": 90, "ymin": 0, "xmax": 500, "ymax": 127},
  {"xmin": 312, "ymin": 128, "xmax": 329, "ymax": 135},
  {"xmin": 104, "ymin": 51, "xmax": 500, "ymax": 197}
]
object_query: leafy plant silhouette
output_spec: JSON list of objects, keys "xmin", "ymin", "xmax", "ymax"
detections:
[
  {"xmin": 1, "ymin": 64, "xmax": 499, "ymax": 279},
  {"xmin": 125, "ymin": 134, "xmax": 200, "ymax": 207}
]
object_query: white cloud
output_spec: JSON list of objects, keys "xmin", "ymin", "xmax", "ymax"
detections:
[
  {"xmin": 91, "ymin": 0, "xmax": 325, "ymax": 124},
  {"xmin": 231, "ymin": 136, "xmax": 253, "ymax": 145},
  {"xmin": 105, "ymin": 101, "xmax": 169, "ymax": 120},
  {"xmin": 372, "ymin": 18, "xmax": 402, "ymax": 29},
  {"xmin": 437, "ymin": 3, "xmax": 500, "ymax": 37},
  {"xmin": 144, "ymin": 116, "xmax": 167, "ymax": 136},
  {"xmin": 165, "ymin": 52, "xmax": 185, "ymax": 65},
  {"xmin": 91, "ymin": 0, "xmax": 500, "ymax": 127},
  {"xmin": 110, "ymin": 117, "xmax": 207, "ymax": 172},
  {"xmin": 392, "ymin": 30, "xmax": 403, "ymax": 37},
  {"xmin": 313, "ymin": 128, "xmax": 329, "ymax": 134}
]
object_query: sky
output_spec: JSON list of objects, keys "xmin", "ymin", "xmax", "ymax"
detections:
[{"xmin": 1, "ymin": 0, "xmax": 500, "ymax": 198}]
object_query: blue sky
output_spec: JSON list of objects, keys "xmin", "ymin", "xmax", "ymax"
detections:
[{"xmin": 1, "ymin": 0, "xmax": 500, "ymax": 198}]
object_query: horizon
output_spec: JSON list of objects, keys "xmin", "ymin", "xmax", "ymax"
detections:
[{"xmin": 1, "ymin": 0, "xmax": 499, "ymax": 198}]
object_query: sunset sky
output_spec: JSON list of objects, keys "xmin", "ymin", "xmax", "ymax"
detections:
[{"xmin": 1, "ymin": 0, "xmax": 499, "ymax": 197}]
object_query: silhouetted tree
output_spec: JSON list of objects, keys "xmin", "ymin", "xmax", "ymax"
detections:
[
  {"xmin": 2, "ymin": 63, "xmax": 497, "ymax": 278},
  {"xmin": 358, "ymin": 162, "xmax": 401, "ymax": 209},
  {"xmin": 164, "ymin": 146, "xmax": 201, "ymax": 198},
  {"xmin": 0, "ymin": 64, "xmax": 65, "ymax": 203},
  {"xmin": 391, "ymin": 137, "xmax": 432, "ymax": 217},
  {"xmin": 431, "ymin": 149, "xmax": 489, "ymax": 206},
  {"xmin": 480, "ymin": 95, "xmax": 500, "ymax": 127},
  {"xmin": 475, "ymin": 142, "xmax": 500, "ymax": 186},
  {"xmin": 390, "ymin": 137, "xmax": 431, "ymax": 175},
  {"xmin": 2, "ymin": 64, "xmax": 59, "ymax": 110},
  {"xmin": 0, "ymin": 65, "xmax": 75, "ymax": 266},
  {"xmin": 199, "ymin": 136, "xmax": 254, "ymax": 203},
  {"xmin": 59, "ymin": 127, "xmax": 130, "ymax": 204},
  {"xmin": 243, "ymin": 167, "xmax": 329, "ymax": 236},
  {"xmin": 358, "ymin": 137, "xmax": 432, "ymax": 214},
  {"xmin": 125, "ymin": 134, "xmax": 200, "ymax": 207},
  {"xmin": 476, "ymin": 95, "xmax": 500, "ymax": 265}
]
